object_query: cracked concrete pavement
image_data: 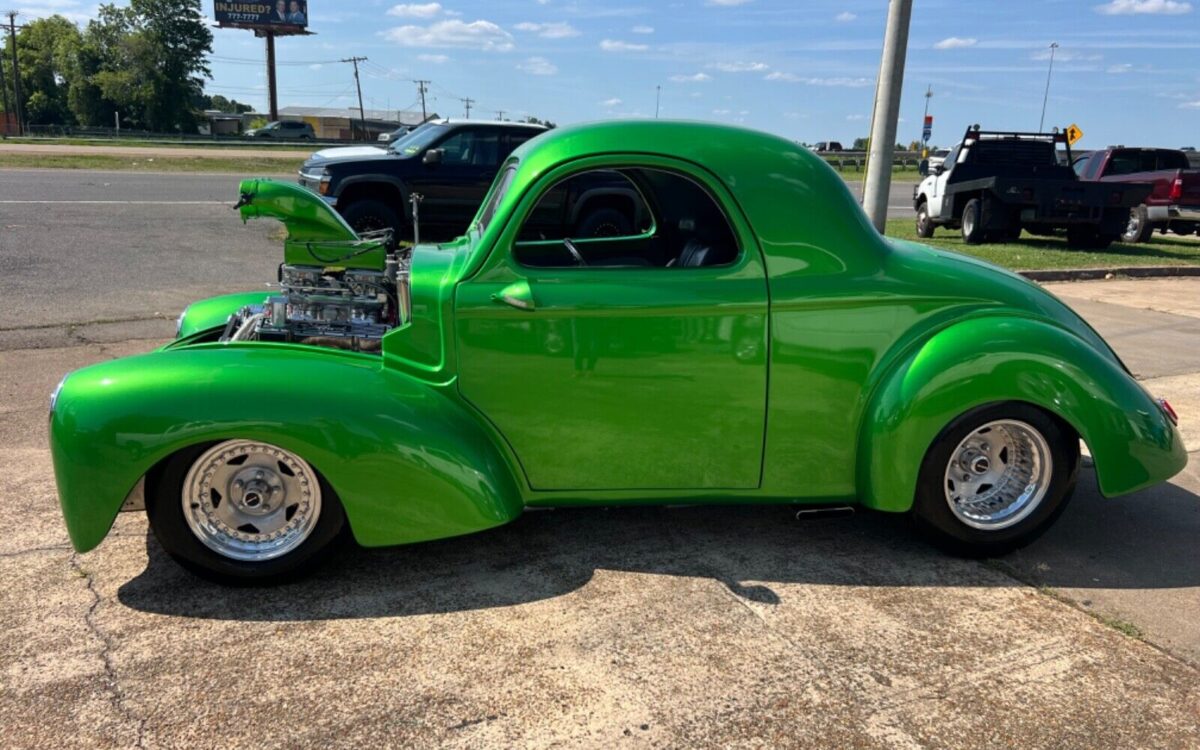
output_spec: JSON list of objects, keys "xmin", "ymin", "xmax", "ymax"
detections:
[{"xmin": 2, "ymin": 171, "xmax": 1199, "ymax": 747}]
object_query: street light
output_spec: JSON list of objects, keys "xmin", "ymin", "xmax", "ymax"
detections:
[{"xmin": 1038, "ymin": 42, "xmax": 1059, "ymax": 133}]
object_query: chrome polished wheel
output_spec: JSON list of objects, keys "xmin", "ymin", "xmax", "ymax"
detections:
[
  {"xmin": 943, "ymin": 420, "xmax": 1052, "ymax": 531},
  {"xmin": 182, "ymin": 440, "xmax": 322, "ymax": 562}
]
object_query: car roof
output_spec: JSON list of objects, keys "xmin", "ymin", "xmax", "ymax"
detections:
[{"xmin": 431, "ymin": 118, "xmax": 547, "ymax": 131}]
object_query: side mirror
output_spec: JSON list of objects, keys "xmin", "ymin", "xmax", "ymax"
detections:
[
  {"xmin": 918, "ymin": 159, "xmax": 929, "ymax": 177},
  {"xmin": 934, "ymin": 163, "xmax": 946, "ymax": 175},
  {"xmin": 422, "ymin": 148, "xmax": 443, "ymax": 165}
]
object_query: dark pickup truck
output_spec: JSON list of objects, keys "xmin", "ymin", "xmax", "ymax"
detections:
[
  {"xmin": 914, "ymin": 127, "xmax": 1152, "ymax": 248},
  {"xmin": 298, "ymin": 119, "xmax": 547, "ymax": 242},
  {"xmin": 1073, "ymin": 147, "xmax": 1200, "ymax": 243}
]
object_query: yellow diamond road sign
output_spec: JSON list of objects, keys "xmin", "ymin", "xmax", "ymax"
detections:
[{"xmin": 1065, "ymin": 123, "xmax": 1084, "ymax": 146}]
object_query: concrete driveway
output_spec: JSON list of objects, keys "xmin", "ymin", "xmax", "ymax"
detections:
[{"xmin": 1, "ymin": 172, "xmax": 1198, "ymax": 747}]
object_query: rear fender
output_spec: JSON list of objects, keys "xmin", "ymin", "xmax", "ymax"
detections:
[
  {"xmin": 857, "ymin": 316, "xmax": 1186, "ymax": 512},
  {"xmin": 50, "ymin": 345, "xmax": 523, "ymax": 552}
]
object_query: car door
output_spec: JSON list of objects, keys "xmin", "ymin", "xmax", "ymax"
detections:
[
  {"xmin": 409, "ymin": 127, "xmax": 504, "ymax": 229},
  {"xmin": 454, "ymin": 159, "xmax": 769, "ymax": 491},
  {"xmin": 929, "ymin": 143, "xmax": 960, "ymax": 218}
]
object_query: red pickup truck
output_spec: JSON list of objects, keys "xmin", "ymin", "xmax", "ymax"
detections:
[{"xmin": 1073, "ymin": 147, "xmax": 1200, "ymax": 243}]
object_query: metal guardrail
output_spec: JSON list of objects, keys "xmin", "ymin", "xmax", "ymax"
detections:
[
  {"xmin": 15, "ymin": 124, "xmax": 349, "ymax": 148},
  {"xmin": 813, "ymin": 150, "xmax": 925, "ymax": 172}
]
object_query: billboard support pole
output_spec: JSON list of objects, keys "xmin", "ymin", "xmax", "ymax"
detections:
[{"xmin": 265, "ymin": 30, "xmax": 278, "ymax": 121}]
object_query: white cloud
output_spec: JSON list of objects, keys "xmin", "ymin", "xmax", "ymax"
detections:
[
  {"xmin": 385, "ymin": 19, "xmax": 515, "ymax": 51},
  {"xmin": 934, "ymin": 37, "xmax": 978, "ymax": 49},
  {"xmin": 1108, "ymin": 63, "xmax": 1135, "ymax": 73},
  {"xmin": 706, "ymin": 0, "xmax": 752, "ymax": 5},
  {"xmin": 669, "ymin": 72, "xmax": 712, "ymax": 82},
  {"xmin": 418, "ymin": 53, "xmax": 450, "ymax": 63},
  {"xmin": 631, "ymin": 25, "xmax": 654, "ymax": 34},
  {"xmin": 835, "ymin": 11, "xmax": 856, "ymax": 21},
  {"xmin": 1180, "ymin": 100, "xmax": 1200, "ymax": 108},
  {"xmin": 846, "ymin": 114, "xmax": 865, "ymax": 121},
  {"xmin": 387, "ymin": 3, "xmax": 444, "ymax": 18},
  {"xmin": 309, "ymin": 63, "xmax": 324, "ymax": 70},
  {"xmin": 513, "ymin": 21, "xmax": 580, "ymax": 38},
  {"xmin": 1095, "ymin": 0, "xmax": 1192, "ymax": 14},
  {"xmin": 765, "ymin": 72, "xmax": 872, "ymax": 87},
  {"xmin": 601, "ymin": 97, "xmax": 622, "ymax": 107},
  {"xmin": 712, "ymin": 108, "xmax": 731, "ymax": 115},
  {"xmin": 709, "ymin": 61, "xmax": 769, "ymax": 72},
  {"xmin": 518, "ymin": 56, "xmax": 558, "ymax": 75},
  {"xmin": 599, "ymin": 39, "xmax": 649, "ymax": 52}
]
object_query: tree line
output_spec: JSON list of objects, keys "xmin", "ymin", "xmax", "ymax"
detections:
[{"xmin": 0, "ymin": 0, "xmax": 227, "ymax": 133}]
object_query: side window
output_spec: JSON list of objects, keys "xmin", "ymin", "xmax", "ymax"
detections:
[
  {"xmin": 437, "ymin": 130, "xmax": 502, "ymax": 167},
  {"xmin": 1072, "ymin": 155, "xmax": 1089, "ymax": 176},
  {"xmin": 943, "ymin": 145, "xmax": 960, "ymax": 170},
  {"xmin": 513, "ymin": 167, "xmax": 740, "ymax": 270}
]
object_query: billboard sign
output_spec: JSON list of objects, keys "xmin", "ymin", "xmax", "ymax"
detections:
[{"xmin": 214, "ymin": 1, "xmax": 309, "ymax": 30}]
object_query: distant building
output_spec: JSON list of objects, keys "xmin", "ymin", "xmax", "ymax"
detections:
[{"xmin": 239, "ymin": 106, "xmax": 436, "ymax": 141}]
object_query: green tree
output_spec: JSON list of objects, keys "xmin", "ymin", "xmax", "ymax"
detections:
[
  {"xmin": 852, "ymin": 137, "xmax": 870, "ymax": 151},
  {"xmin": 1, "ymin": 15, "xmax": 83, "ymax": 125},
  {"xmin": 68, "ymin": 5, "xmax": 137, "ymax": 126}
]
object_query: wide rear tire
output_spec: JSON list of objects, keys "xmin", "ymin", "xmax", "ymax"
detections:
[
  {"xmin": 912, "ymin": 403, "xmax": 1079, "ymax": 557},
  {"xmin": 1122, "ymin": 206, "xmax": 1153, "ymax": 244},
  {"xmin": 915, "ymin": 202, "xmax": 935, "ymax": 238}
]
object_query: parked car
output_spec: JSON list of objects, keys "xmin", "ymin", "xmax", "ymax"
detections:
[
  {"xmin": 1073, "ymin": 147, "xmax": 1200, "ymax": 243},
  {"xmin": 298, "ymin": 119, "xmax": 549, "ymax": 241},
  {"xmin": 49, "ymin": 121, "xmax": 1186, "ymax": 583},
  {"xmin": 812, "ymin": 141, "xmax": 844, "ymax": 152},
  {"xmin": 377, "ymin": 126, "xmax": 412, "ymax": 144},
  {"xmin": 245, "ymin": 120, "xmax": 315, "ymax": 139},
  {"xmin": 914, "ymin": 127, "xmax": 1151, "ymax": 248}
]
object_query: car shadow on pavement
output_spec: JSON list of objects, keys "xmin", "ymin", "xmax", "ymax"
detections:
[{"xmin": 116, "ymin": 468, "xmax": 1200, "ymax": 622}]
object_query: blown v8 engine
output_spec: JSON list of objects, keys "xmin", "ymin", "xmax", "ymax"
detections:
[{"xmin": 222, "ymin": 179, "xmax": 412, "ymax": 353}]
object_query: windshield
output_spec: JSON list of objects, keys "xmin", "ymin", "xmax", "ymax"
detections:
[{"xmin": 391, "ymin": 123, "xmax": 449, "ymax": 156}]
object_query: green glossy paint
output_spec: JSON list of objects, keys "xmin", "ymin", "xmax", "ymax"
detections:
[{"xmin": 51, "ymin": 121, "xmax": 1187, "ymax": 554}]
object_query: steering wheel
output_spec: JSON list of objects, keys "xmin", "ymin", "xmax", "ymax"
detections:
[{"xmin": 563, "ymin": 238, "xmax": 587, "ymax": 266}]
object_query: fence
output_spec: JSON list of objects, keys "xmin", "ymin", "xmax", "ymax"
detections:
[{"xmin": 814, "ymin": 150, "xmax": 925, "ymax": 173}]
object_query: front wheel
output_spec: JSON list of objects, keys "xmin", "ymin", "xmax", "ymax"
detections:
[
  {"xmin": 146, "ymin": 440, "xmax": 346, "ymax": 584},
  {"xmin": 341, "ymin": 199, "xmax": 403, "ymax": 242},
  {"xmin": 915, "ymin": 202, "xmax": 935, "ymax": 238},
  {"xmin": 912, "ymin": 403, "xmax": 1078, "ymax": 557}
]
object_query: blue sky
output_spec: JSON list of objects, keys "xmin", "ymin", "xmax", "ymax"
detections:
[{"xmin": 19, "ymin": 0, "xmax": 1200, "ymax": 147}]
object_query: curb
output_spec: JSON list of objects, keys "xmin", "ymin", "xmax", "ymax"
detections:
[{"xmin": 1019, "ymin": 266, "xmax": 1200, "ymax": 282}]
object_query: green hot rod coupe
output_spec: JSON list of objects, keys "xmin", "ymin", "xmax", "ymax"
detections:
[{"xmin": 50, "ymin": 121, "xmax": 1186, "ymax": 583}]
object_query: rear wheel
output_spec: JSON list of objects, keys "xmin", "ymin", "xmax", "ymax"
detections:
[
  {"xmin": 961, "ymin": 198, "xmax": 986, "ymax": 244},
  {"xmin": 146, "ymin": 440, "xmax": 346, "ymax": 584},
  {"xmin": 915, "ymin": 202, "xmax": 935, "ymax": 238},
  {"xmin": 912, "ymin": 403, "xmax": 1078, "ymax": 557},
  {"xmin": 1122, "ymin": 206, "xmax": 1153, "ymax": 244}
]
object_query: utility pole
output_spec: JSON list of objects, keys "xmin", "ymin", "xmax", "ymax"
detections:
[
  {"xmin": 862, "ymin": 0, "xmax": 913, "ymax": 233},
  {"xmin": 264, "ymin": 31, "xmax": 278, "ymax": 121},
  {"xmin": 341, "ymin": 56, "xmax": 368, "ymax": 140},
  {"xmin": 6, "ymin": 11, "xmax": 22, "ymax": 136},
  {"xmin": 495, "ymin": 110, "xmax": 505, "ymax": 121},
  {"xmin": 1038, "ymin": 42, "xmax": 1059, "ymax": 133},
  {"xmin": 655, "ymin": 85, "xmax": 661, "ymax": 118},
  {"xmin": 412, "ymin": 79, "xmax": 429, "ymax": 121},
  {"xmin": 921, "ymin": 84, "xmax": 932, "ymax": 156},
  {"xmin": 460, "ymin": 96, "xmax": 473, "ymax": 119},
  {"xmin": 0, "ymin": 32, "xmax": 10, "ymax": 129}
]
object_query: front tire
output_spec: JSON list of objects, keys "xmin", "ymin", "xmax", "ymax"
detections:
[
  {"xmin": 146, "ymin": 441, "xmax": 346, "ymax": 584},
  {"xmin": 341, "ymin": 199, "xmax": 403, "ymax": 241},
  {"xmin": 915, "ymin": 202, "xmax": 935, "ymax": 238},
  {"xmin": 912, "ymin": 403, "xmax": 1078, "ymax": 557}
]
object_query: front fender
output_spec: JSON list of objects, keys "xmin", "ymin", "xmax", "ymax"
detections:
[
  {"xmin": 177, "ymin": 291, "xmax": 272, "ymax": 339},
  {"xmin": 50, "ymin": 344, "xmax": 523, "ymax": 552},
  {"xmin": 858, "ymin": 316, "xmax": 1186, "ymax": 512}
]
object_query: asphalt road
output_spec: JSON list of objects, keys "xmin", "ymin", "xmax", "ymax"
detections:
[{"xmin": 1, "ymin": 168, "xmax": 1197, "ymax": 747}]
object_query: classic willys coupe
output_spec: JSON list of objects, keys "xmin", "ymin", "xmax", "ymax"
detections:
[{"xmin": 50, "ymin": 121, "xmax": 1186, "ymax": 583}]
